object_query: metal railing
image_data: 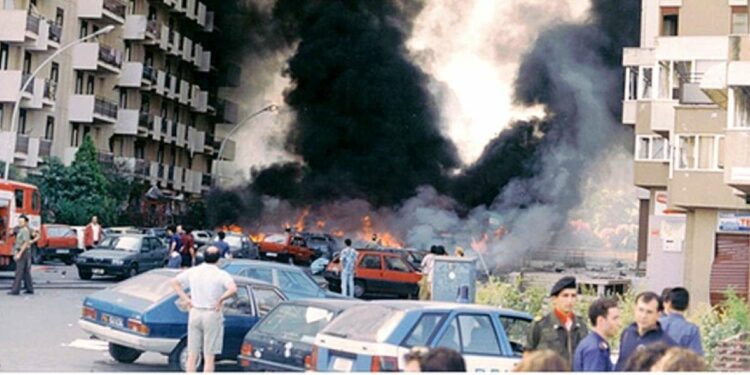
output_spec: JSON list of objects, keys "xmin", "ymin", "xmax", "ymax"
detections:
[
  {"xmin": 26, "ymin": 12, "xmax": 40, "ymax": 34},
  {"xmin": 39, "ymin": 139, "xmax": 51, "ymax": 157},
  {"xmin": 94, "ymin": 97, "xmax": 118, "ymax": 119},
  {"xmin": 15, "ymin": 134, "xmax": 29, "ymax": 154},
  {"xmin": 48, "ymin": 22, "xmax": 62, "ymax": 43},
  {"xmin": 99, "ymin": 44, "xmax": 123, "ymax": 68},
  {"xmin": 103, "ymin": 0, "xmax": 126, "ymax": 19}
]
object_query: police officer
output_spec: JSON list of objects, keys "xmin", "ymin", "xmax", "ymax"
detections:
[
  {"xmin": 525, "ymin": 276, "xmax": 588, "ymax": 364},
  {"xmin": 573, "ymin": 298, "xmax": 621, "ymax": 371}
]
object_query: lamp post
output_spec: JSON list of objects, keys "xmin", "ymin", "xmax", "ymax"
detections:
[
  {"xmin": 2, "ymin": 25, "xmax": 116, "ymax": 180},
  {"xmin": 213, "ymin": 103, "xmax": 278, "ymax": 187}
]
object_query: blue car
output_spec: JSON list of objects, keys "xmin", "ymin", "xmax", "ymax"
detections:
[
  {"xmin": 313, "ymin": 300, "xmax": 532, "ymax": 372},
  {"xmin": 78, "ymin": 268, "xmax": 287, "ymax": 371},
  {"xmin": 220, "ymin": 259, "xmax": 348, "ymax": 300}
]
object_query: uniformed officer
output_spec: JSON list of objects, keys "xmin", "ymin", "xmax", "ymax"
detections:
[
  {"xmin": 525, "ymin": 276, "xmax": 588, "ymax": 364},
  {"xmin": 573, "ymin": 298, "xmax": 621, "ymax": 371}
]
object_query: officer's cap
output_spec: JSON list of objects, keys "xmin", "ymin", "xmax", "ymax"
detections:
[{"xmin": 550, "ymin": 276, "xmax": 577, "ymax": 296}]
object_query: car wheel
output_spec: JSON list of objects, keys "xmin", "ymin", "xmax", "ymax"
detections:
[
  {"xmin": 169, "ymin": 339, "xmax": 203, "ymax": 371},
  {"xmin": 127, "ymin": 265, "xmax": 138, "ymax": 279},
  {"xmin": 354, "ymin": 280, "xmax": 366, "ymax": 298},
  {"xmin": 108, "ymin": 342, "xmax": 142, "ymax": 363},
  {"xmin": 78, "ymin": 268, "xmax": 92, "ymax": 280}
]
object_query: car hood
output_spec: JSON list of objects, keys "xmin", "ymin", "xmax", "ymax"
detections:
[{"xmin": 79, "ymin": 249, "xmax": 134, "ymax": 259}]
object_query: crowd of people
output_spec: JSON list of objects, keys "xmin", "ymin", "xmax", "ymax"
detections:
[{"xmin": 165, "ymin": 225, "xmax": 231, "ymax": 269}]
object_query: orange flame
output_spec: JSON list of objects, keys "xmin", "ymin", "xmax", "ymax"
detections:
[
  {"xmin": 358, "ymin": 215, "xmax": 403, "ymax": 248},
  {"xmin": 316, "ymin": 220, "xmax": 326, "ymax": 229},
  {"xmin": 294, "ymin": 208, "xmax": 310, "ymax": 232},
  {"xmin": 249, "ymin": 233, "xmax": 266, "ymax": 243},
  {"xmin": 217, "ymin": 224, "xmax": 243, "ymax": 234}
]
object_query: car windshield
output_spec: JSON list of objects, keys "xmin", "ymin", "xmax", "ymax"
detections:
[
  {"xmin": 278, "ymin": 269, "xmax": 321, "ymax": 296},
  {"xmin": 111, "ymin": 237, "xmax": 141, "ymax": 252},
  {"xmin": 264, "ymin": 234, "xmax": 286, "ymax": 244},
  {"xmin": 321, "ymin": 304, "xmax": 404, "ymax": 342},
  {"xmin": 254, "ymin": 304, "xmax": 337, "ymax": 343},
  {"xmin": 97, "ymin": 236, "xmax": 118, "ymax": 249},
  {"xmin": 111, "ymin": 272, "xmax": 175, "ymax": 302}
]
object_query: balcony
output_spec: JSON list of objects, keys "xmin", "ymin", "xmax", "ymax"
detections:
[
  {"xmin": 78, "ymin": 0, "xmax": 126, "ymax": 24},
  {"xmin": 635, "ymin": 100, "xmax": 676, "ymax": 136},
  {"xmin": 97, "ymin": 151, "xmax": 115, "ymax": 169},
  {"xmin": 634, "ymin": 161, "xmax": 668, "ymax": 188},
  {"xmin": 0, "ymin": 10, "xmax": 40, "ymax": 43},
  {"xmin": 142, "ymin": 65, "xmax": 156, "ymax": 83},
  {"xmin": 725, "ymin": 129, "xmax": 750, "ymax": 195},
  {"xmin": 197, "ymin": 3, "xmax": 207, "ymax": 27},
  {"xmin": 68, "ymin": 95, "xmax": 118, "ymax": 123},
  {"xmin": 179, "ymin": 80, "xmax": 190, "ymax": 105},
  {"xmin": 187, "ymin": 127, "xmax": 205, "ymax": 153},
  {"xmin": 204, "ymin": 11, "xmax": 214, "ymax": 32},
  {"xmin": 19, "ymin": 73, "xmax": 49, "ymax": 110},
  {"xmin": 114, "ymin": 156, "xmax": 149, "ymax": 177},
  {"xmin": 182, "ymin": 37, "xmax": 193, "ymax": 63},
  {"xmin": 204, "ymin": 133, "xmax": 215, "ymax": 153},
  {"xmin": 48, "ymin": 22, "xmax": 61, "ymax": 45},
  {"xmin": 0, "ymin": 70, "xmax": 22, "ymax": 102},
  {"xmin": 215, "ymin": 99, "xmax": 239, "ymax": 123},
  {"xmin": 186, "ymin": 0, "xmax": 197, "ymax": 21},
  {"xmin": 169, "ymin": 30, "xmax": 182, "ymax": 56},
  {"xmin": 115, "ymin": 109, "xmax": 139, "ymax": 135},
  {"xmin": 13, "ymin": 134, "xmax": 44, "ymax": 168},
  {"xmin": 118, "ymin": 62, "xmax": 154, "ymax": 88},
  {"xmin": 190, "ymin": 85, "xmax": 208, "ymax": 113},
  {"xmin": 39, "ymin": 139, "xmax": 51, "ymax": 158},
  {"xmin": 72, "ymin": 42, "xmax": 123, "ymax": 74},
  {"xmin": 669, "ymin": 170, "xmax": 746, "ymax": 209}
]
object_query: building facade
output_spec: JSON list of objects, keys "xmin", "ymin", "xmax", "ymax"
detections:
[
  {"xmin": 625, "ymin": 0, "xmax": 750, "ymax": 306},
  {"xmin": 0, "ymin": 0, "xmax": 238, "ymax": 206}
]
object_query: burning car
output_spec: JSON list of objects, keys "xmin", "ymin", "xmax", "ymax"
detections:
[
  {"xmin": 258, "ymin": 232, "xmax": 338, "ymax": 264},
  {"xmin": 323, "ymin": 249, "xmax": 421, "ymax": 299}
]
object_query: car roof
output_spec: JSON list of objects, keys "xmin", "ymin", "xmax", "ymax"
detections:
[
  {"xmin": 223, "ymin": 259, "xmax": 302, "ymax": 271},
  {"xmin": 364, "ymin": 299, "xmax": 532, "ymax": 319},
  {"xmin": 285, "ymin": 298, "xmax": 366, "ymax": 310},
  {"xmin": 154, "ymin": 268, "xmax": 275, "ymax": 287}
]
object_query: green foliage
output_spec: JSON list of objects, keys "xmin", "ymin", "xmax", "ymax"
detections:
[
  {"xmin": 690, "ymin": 289, "xmax": 750, "ymax": 367},
  {"xmin": 476, "ymin": 276, "xmax": 547, "ymax": 317}
]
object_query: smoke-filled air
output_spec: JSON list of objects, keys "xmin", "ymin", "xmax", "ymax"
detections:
[{"xmin": 208, "ymin": 0, "xmax": 641, "ymax": 272}]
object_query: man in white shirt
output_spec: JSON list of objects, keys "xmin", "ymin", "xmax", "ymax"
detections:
[{"xmin": 171, "ymin": 246, "xmax": 237, "ymax": 372}]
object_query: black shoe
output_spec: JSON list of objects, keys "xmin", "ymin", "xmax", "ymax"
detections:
[
  {"xmin": 23, "ymin": 290, "xmax": 34, "ymax": 295},
  {"xmin": 6, "ymin": 291, "xmax": 19, "ymax": 295}
]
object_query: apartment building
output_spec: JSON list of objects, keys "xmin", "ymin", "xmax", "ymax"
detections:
[
  {"xmin": 0, "ymin": 0, "xmax": 239, "ymax": 206},
  {"xmin": 624, "ymin": 0, "xmax": 750, "ymax": 306}
]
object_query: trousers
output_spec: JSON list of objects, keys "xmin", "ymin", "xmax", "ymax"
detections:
[
  {"xmin": 11, "ymin": 249, "xmax": 33, "ymax": 293},
  {"xmin": 341, "ymin": 271, "xmax": 354, "ymax": 297}
]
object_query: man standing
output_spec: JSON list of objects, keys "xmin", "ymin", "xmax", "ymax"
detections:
[
  {"xmin": 213, "ymin": 231, "xmax": 231, "ymax": 259},
  {"xmin": 9, "ymin": 215, "xmax": 34, "ymax": 295},
  {"xmin": 339, "ymin": 239, "xmax": 357, "ymax": 297},
  {"xmin": 615, "ymin": 291, "xmax": 677, "ymax": 370},
  {"xmin": 573, "ymin": 298, "xmax": 621, "ymax": 371},
  {"xmin": 364, "ymin": 233, "xmax": 380, "ymax": 249},
  {"xmin": 83, "ymin": 216, "xmax": 102, "ymax": 249},
  {"xmin": 179, "ymin": 225, "xmax": 196, "ymax": 267},
  {"xmin": 526, "ymin": 276, "xmax": 588, "ymax": 364},
  {"xmin": 171, "ymin": 247, "xmax": 237, "ymax": 372},
  {"xmin": 660, "ymin": 287, "xmax": 704, "ymax": 355}
]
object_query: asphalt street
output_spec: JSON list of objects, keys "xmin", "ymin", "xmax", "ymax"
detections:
[{"xmin": 0, "ymin": 262, "xmax": 239, "ymax": 372}]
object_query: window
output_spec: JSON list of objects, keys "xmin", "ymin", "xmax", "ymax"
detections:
[
  {"xmin": 55, "ymin": 8, "xmax": 64, "ymax": 27},
  {"xmin": 141, "ymin": 93, "xmax": 150, "ymax": 113},
  {"xmin": 435, "ymin": 317, "xmax": 461, "ymax": 351},
  {"xmin": 457, "ymin": 314, "xmax": 501, "ymax": 355},
  {"xmin": 223, "ymin": 286, "xmax": 253, "ymax": 315},
  {"xmin": 75, "ymin": 72, "xmax": 83, "ymax": 94},
  {"xmin": 79, "ymin": 21, "xmax": 88, "ymax": 39},
  {"xmin": 238, "ymin": 267, "xmax": 273, "ymax": 284},
  {"xmin": 402, "ymin": 313, "xmax": 447, "ymax": 348},
  {"xmin": 499, "ymin": 316, "xmax": 531, "ymax": 356},
  {"xmin": 15, "ymin": 189, "xmax": 23, "ymax": 209},
  {"xmin": 70, "ymin": 124, "xmax": 79, "ymax": 147},
  {"xmin": 734, "ymin": 88, "xmax": 750, "ymax": 128},
  {"xmin": 120, "ymin": 91, "xmax": 128, "ymax": 108},
  {"xmin": 625, "ymin": 66, "xmax": 639, "ymax": 101},
  {"xmin": 148, "ymin": 6, "xmax": 157, "ymax": 21},
  {"xmin": 360, "ymin": 254, "xmax": 382, "ymax": 270},
  {"xmin": 640, "ymin": 67, "xmax": 653, "ymax": 99},
  {"xmin": 733, "ymin": 7, "xmax": 749, "ymax": 35},
  {"xmin": 277, "ymin": 270, "xmax": 321, "ymax": 297},
  {"xmin": 50, "ymin": 62, "xmax": 59, "ymax": 84},
  {"xmin": 82, "ymin": 126, "xmax": 91, "ymax": 140},
  {"xmin": 18, "ymin": 109, "xmax": 26, "ymax": 134},
  {"xmin": 0, "ymin": 43, "xmax": 9, "ymax": 70},
  {"xmin": 635, "ymin": 135, "xmax": 669, "ymax": 162},
  {"xmin": 253, "ymin": 304, "xmax": 335, "ymax": 342},
  {"xmin": 135, "ymin": 141, "xmax": 145, "ymax": 159},
  {"xmin": 676, "ymin": 135, "xmax": 724, "ymax": 171},
  {"xmin": 128, "ymin": 0, "xmax": 135, "ymax": 15},
  {"xmin": 252, "ymin": 287, "xmax": 283, "ymax": 317},
  {"xmin": 661, "ymin": 8, "xmax": 679, "ymax": 36},
  {"xmin": 86, "ymin": 76, "xmax": 94, "ymax": 95},
  {"xmin": 385, "ymin": 256, "xmax": 411, "ymax": 272},
  {"xmin": 45, "ymin": 116, "xmax": 54, "ymax": 140},
  {"xmin": 22, "ymin": 52, "xmax": 31, "ymax": 74},
  {"xmin": 124, "ymin": 41, "xmax": 131, "ymax": 61}
]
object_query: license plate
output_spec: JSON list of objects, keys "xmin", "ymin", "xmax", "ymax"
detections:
[
  {"xmin": 266, "ymin": 252, "xmax": 277, "ymax": 257},
  {"xmin": 57, "ymin": 249, "xmax": 69, "ymax": 254},
  {"xmin": 332, "ymin": 357, "xmax": 353, "ymax": 371},
  {"xmin": 102, "ymin": 314, "xmax": 124, "ymax": 328},
  {"xmin": 92, "ymin": 268, "xmax": 105, "ymax": 275}
]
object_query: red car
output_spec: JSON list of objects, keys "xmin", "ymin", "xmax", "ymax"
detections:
[
  {"xmin": 323, "ymin": 249, "xmax": 422, "ymax": 299},
  {"xmin": 258, "ymin": 233, "xmax": 316, "ymax": 264},
  {"xmin": 35, "ymin": 224, "xmax": 82, "ymax": 265}
]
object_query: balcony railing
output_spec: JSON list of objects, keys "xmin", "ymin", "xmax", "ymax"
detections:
[
  {"xmin": 146, "ymin": 19, "xmax": 159, "ymax": 36},
  {"xmin": 39, "ymin": 139, "xmax": 51, "ymax": 157},
  {"xmin": 15, "ymin": 134, "xmax": 29, "ymax": 154},
  {"xmin": 104, "ymin": 0, "xmax": 126, "ymax": 19},
  {"xmin": 142, "ymin": 65, "xmax": 156, "ymax": 82},
  {"xmin": 26, "ymin": 12, "xmax": 40, "ymax": 34},
  {"xmin": 99, "ymin": 44, "xmax": 123, "ymax": 68},
  {"xmin": 139, "ymin": 111, "xmax": 151, "ymax": 126},
  {"xmin": 97, "ymin": 151, "xmax": 114, "ymax": 167},
  {"xmin": 48, "ymin": 22, "xmax": 62, "ymax": 43},
  {"xmin": 21, "ymin": 73, "xmax": 33, "ymax": 94},
  {"xmin": 134, "ymin": 158, "xmax": 148, "ymax": 176},
  {"xmin": 94, "ymin": 97, "xmax": 118, "ymax": 119}
]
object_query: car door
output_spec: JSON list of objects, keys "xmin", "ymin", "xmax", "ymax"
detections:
[
  {"xmin": 382, "ymin": 254, "xmax": 418, "ymax": 296},
  {"xmin": 221, "ymin": 285, "xmax": 257, "ymax": 359},
  {"xmin": 357, "ymin": 253, "xmax": 384, "ymax": 293},
  {"xmin": 137, "ymin": 238, "xmax": 154, "ymax": 270},
  {"xmin": 432, "ymin": 313, "xmax": 515, "ymax": 372},
  {"xmin": 147, "ymin": 237, "xmax": 166, "ymax": 268}
]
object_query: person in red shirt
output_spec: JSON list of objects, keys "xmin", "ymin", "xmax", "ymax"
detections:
[
  {"xmin": 83, "ymin": 216, "xmax": 102, "ymax": 249},
  {"xmin": 179, "ymin": 225, "xmax": 196, "ymax": 267}
]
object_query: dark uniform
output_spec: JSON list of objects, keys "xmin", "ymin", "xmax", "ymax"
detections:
[
  {"xmin": 525, "ymin": 276, "xmax": 588, "ymax": 364},
  {"xmin": 573, "ymin": 331, "xmax": 612, "ymax": 371}
]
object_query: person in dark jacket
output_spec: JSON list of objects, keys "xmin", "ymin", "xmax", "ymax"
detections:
[
  {"xmin": 526, "ymin": 276, "xmax": 588, "ymax": 364},
  {"xmin": 660, "ymin": 287, "xmax": 704, "ymax": 355},
  {"xmin": 615, "ymin": 291, "xmax": 677, "ymax": 370},
  {"xmin": 573, "ymin": 298, "xmax": 621, "ymax": 371}
]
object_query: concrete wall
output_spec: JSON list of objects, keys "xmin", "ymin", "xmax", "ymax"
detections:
[
  {"xmin": 680, "ymin": 0, "xmax": 731, "ymax": 36},
  {"xmin": 683, "ymin": 208, "xmax": 718, "ymax": 306}
]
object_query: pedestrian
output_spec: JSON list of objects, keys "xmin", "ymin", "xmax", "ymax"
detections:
[
  {"xmin": 403, "ymin": 346, "xmax": 429, "ymax": 372},
  {"xmin": 179, "ymin": 225, "xmax": 196, "ymax": 267},
  {"xmin": 364, "ymin": 233, "xmax": 381, "ymax": 249},
  {"xmin": 83, "ymin": 215, "xmax": 102, "ymax": 250},
  {"xmin": 167, "ymin": 225, "xmax": 182, "ymax": 261},
  {"xmin": 660, "ymin": 287, "xmax": 672, "ymax": 317},
  {"xmin": 514, "ymin": 350, "xmax": 569, "ymax": 372},
  {"xmin": 170, "ymin": 246, "xmax": 237, "ymax": 373},
  {"xmin": 525, "ymin": 276, "xmax": 588, "ymax": 364},
  {"xmin": 622, "ymin": 342, "xmax": 671, "ymax": 371},
  {"xmin": 660, "ymin": 287, "xmax": 704, "ymax": 355},
  {"xmin": 573, "ymin": 298, "xmax": 621, "ymax": 371},
  {"xmin": 213, "ymin": 231, "xmax": 231, "ymax": 259},
  {"xmin": 339, "ymin": 238, "xmax": 357, "ymax": 297},
  {"xmin": 418, "ymin": 246, "xmax": 439, "ymax": 300},
  {"xmin": 615, "ymin": 291, "xmax": 677, "ymax": 370},
  {"xmin": 650, "ymin": 347, "xmax": 707, "ymax": 371},
  {"xmin": 8, "ymin": 215, "xmax": 34, "ymax": 295},
  {"xmin": 420, "ymin": 347, "xmax": 466, "ymax": 372},
  {"xmin": 454, "ymin": 247, "xmax": 465, "ymax": 257}
]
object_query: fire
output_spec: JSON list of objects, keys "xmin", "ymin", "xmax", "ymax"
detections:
[
  {"xmin": 332, "ymin": 230, "xmax": 345, "ymax": 237},
  {"xmin": 316, "ymin": 220, "xmax": 326, "ymax": 229},
  {"xmin": 358, "ymin": 215, "xmax": 403, "ymax": 248},
  {"xmin": 217, "ymin": 224, "xmax": 243, "ymax": 234},
  {"xmin": 295, "ymin": 208, "xmax": 310, "ymax": 232},
  {"xmin": 249, "ymin": 233, "xmax": 266, "ymax": 243}
]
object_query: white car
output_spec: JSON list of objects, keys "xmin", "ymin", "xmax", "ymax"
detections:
[{"xmin": 191, "ymin": 230, "xmax": 214, "ymax": 246}]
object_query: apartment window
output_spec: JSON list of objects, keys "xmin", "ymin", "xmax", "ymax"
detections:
[
  {"xmin": 55, "ymin": 8, "xmax": 64, "ymax": 27},
  {"xmin": 661, "ymin": 8, "xmax": 679, "ymax": 36},
  {"xmin": 145, "ymin": 51, "xmax": 154, "ymax": 67},
  {"xmin": 135, "ymin": 141, "xmax": 145, "ymax": 159},
  {"xmin": 733, "ymin": 7, "xmax": 749, "ymax": 35},
  {"xmin": 160, "ymin": 102, "xmax": 168, "ymax": 118},
  {"xmin": 140, "ymin": 93, "xmax": 150, "ymax": 113},
  {"xmin": 0, "ymin": 43, "xmax": 9, "ymax": 70},
  {"xmin": 75, "ymin": 72, "xmax": 83, "ymax": 94},
  {"xmin": 173, "ymin": 107, "xmax": 179, "ymax": 123},
  {"xmin": 640, "ymin": 67, "xmax": 653, "ymax": 99},
  {"xmin": 128, "ymin": 0, "xmax": 136, "ymax": 15},
  {"xmin": 148, "ymin": 6, "xmax": 157, "ymax": 21},
  {"xmin": 86, "ymin": 76, "xmax": 94, "ymax": 95},
  {"xmin": 157, "ymin": 144, "xmax": 164, "ymax": 163},
  {"xmin": 70, "ymin": 124, "xmax": 79, "ymax": 147},
  {"xmin": 22, "ymin": 52, "xmax": 31, "ymax": 74},
  {"xmin": 624, "ymin": 66, "xmax": 639, "ymax": 101},
  {"xmin": 120, "ymin": 91, "xmax": 128, "ymax": 108},
  {"xmin": 18, "ymin": 109, "xmax": 26, "ymax": 134},
  {"xmin": 44, "ymin": 116, "xmax": 54, "ymax": 140},
  {"xmin": 734, "ymin": 88, "xmax": 750, "ymax": 128},
  {"xmin": 82, "ymin": 126, "xmax": 91, "ymax": 141},
  {"xmin": 50, "ymin": 62, "xmax": 59, "ymax": 84},
  {"xmin": 79, "ymin": 21, "xmax": 88, "ymax": 39},
  {"xmin": 636, "ymin": 135, "xmax": 670, "ymax": 162},
  {"xmin": 676, "ymin": 135, "xmax": 724, "ymax": 171},
  {"xmin": 124, "ymin": 42, "xmax": 132, "ymax": 61}
]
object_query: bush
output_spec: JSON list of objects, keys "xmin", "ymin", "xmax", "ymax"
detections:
[{"xmin": 690, "ymin": 289, "xmax": 750, "ymax": 367}]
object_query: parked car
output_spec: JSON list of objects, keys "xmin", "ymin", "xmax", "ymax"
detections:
[
  {"xmin": 34, "ymin": 224, "xmax": 82, "ymax": 265},
  {"xmin": 238, "ymin": 299, "xmax": 366, "ymax": 372},
  {"xmin": 221, "ymin": 259, "xmax": 346, "ymax": 300},
  {"xmin": 74, "ymin": 234, "xmax": 168, "ymax": 280},
  {"xmin": 78, "ymin": 269, "xmax": 287, "ymax": 371},
  {"xmin": 375, "ymin": 248, "xmax": 428, "ymax": 271},
  {"xmin": 258, "ymin": 232, "xmax": 337, "ymax": 264},
  {"xmin": 191, "ymin": 230, "xmax": 214, "ymax": 246},
  {"xmin": 323, "ymin": 249, "xmax": 422, "ymax": 299},
  {"xmin": 313, "ymin": 301, "xmax": 532, "ymax": 372},
  {"xmin": 71, "ymin": 226, "xmax": 86, "ymax": 252},
  {"xmin": 141, "ymin": 227, "xmax": 168, "ymax": 243},
  {"xmin": 103, "ymin": 227, "xmax": 142, "ymax": 236},
  {"xmin": 198, "ymin": 232, "xmax": 258, "ymax": 260}
]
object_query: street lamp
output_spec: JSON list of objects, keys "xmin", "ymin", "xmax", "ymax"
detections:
[
  {"xmin": 2, "ymin": 25, "xmax": 116, "ymax": 180},
  {"xmin": 213, "ymin": 103, "xmax": 278, "ymax": 187}
]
